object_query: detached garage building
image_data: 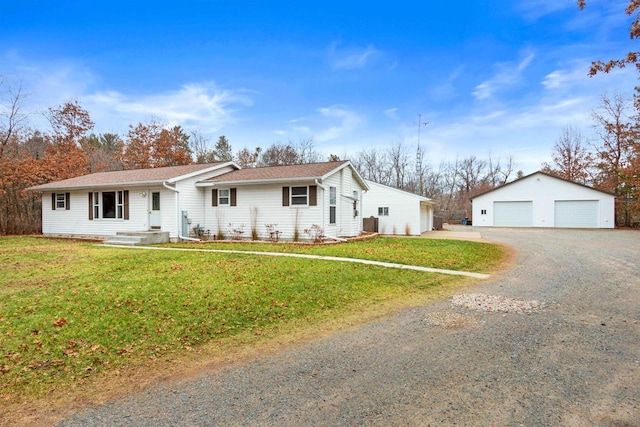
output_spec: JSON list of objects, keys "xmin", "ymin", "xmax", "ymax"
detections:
[{"xmin": 471, "ymin": 171, "xmax": 615, "ymax": 228}]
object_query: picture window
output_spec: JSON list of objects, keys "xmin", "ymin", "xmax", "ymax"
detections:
[{"xmin": 102, "ymin": 191, "xmax": 124, "ymax": 219}]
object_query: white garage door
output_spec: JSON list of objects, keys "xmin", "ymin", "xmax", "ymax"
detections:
[
  {"xmin": 554, "ymin": 200, "xmax": 598, "ymax": 228},
  {"xmin": 493, "ymin": 201, "xmax": 533, "ymax": 227}
]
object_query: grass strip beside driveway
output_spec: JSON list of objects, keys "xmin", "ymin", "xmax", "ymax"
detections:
[
  {"xmin": 163, "ymin": 236, "xmax": 504, "ymax": 274},
  {"xmin": 112, "ymin": 245, "xmax": 491, "ymax": 279}
]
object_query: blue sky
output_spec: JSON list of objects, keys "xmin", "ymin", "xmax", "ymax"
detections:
[{"xmin": 1, "ymin": 0, "xmax": 636, "ymax": 173}]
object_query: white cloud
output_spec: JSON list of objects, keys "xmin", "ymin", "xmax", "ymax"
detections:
[
  {"xmin": 542, "ymin": 61, "xmax": 635, "ymax": 98},
  {"xmin": 472, "ymin": 81, "xmax": 494, "ymax": 101},
  {"xmin": 85, "ymin": 82, "xmax": 252, "ymax": 133},
  {"xmin": 384, "ymin": 107, "xmax": 399, "ymax": 120},
  {"xmin": 315, "ymin": 105, "xmax": 363, "ymax": 141},
  {"xmin": 328, "ymin": 42, "xmax": 380, "ymax": 70},
  {"xmin": 517, "ymin": 53, "xmax": 535, "ymax": 71},
  {"xmin": 425, "ymin": 94, "xmax": 595, "ymax": 174},
  {"xmin": 517, "ymin": 0, "xmax": 574, "ymax": 21},
  {"xmin": 1, "ymin": 54, "xmax": 252, "ymax": 135},
  {"xmin": 292, "ymin": 125, "xmax": 311, "ymax": 134},
  {"xmin": 473, "ymin": 52, "xmax": 535, "ymax": 100},
  {"xmin": 429, "ymin": 66, "xmax": 465, "ymax": 100}
]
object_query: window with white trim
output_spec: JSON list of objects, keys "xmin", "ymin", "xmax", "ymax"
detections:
[
  {"xmin": 56, "ymin": 193, "xmax": 66, "ymax": 209},
  {"xmin": 329, "ymin": 186, "xmax": 336, "ymax": 224},
  {"xmin": 378, "ymin": 207, "xmax": 389, "ymax": 216},
  {"xmin": 291, "ymin": 186, "xmax": 308, "ymax": 206},
  {"xmin": 93, "ymin": 192, "xmax": 100, "ymax": 219},
  {"xmin": 218, "ymin": 189, "xmax": 230, "ymax": 206},
  {"xmin": 102, "ymin": 191, "xmax": 124, "ymax": 219}
]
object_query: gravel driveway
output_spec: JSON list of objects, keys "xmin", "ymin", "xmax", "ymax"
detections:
[{"xmin": 58, "ymin": 228, "xmax": 640, "ymax": 426}]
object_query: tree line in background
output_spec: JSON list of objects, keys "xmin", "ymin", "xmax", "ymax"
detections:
[
  {"xmin": 542, "ymin": 93, "xmax": 640, "ymax": 226},
  {"xmin": 1, "ymin": 76, "xmax": 639, "ymax": 234}
]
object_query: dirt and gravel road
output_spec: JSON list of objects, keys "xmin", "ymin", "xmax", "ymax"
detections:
[{"xmin": 58, "ymin": 228, "xmax": 640, "ymax": 426}]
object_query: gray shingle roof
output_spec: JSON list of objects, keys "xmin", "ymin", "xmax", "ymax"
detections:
[
  {"xmin": 29, "ymin": 163, "xmax": 228, "ymax": 191},
  {"xmin": 200, "ymin": 161, "xmax": 351, "ymax": 184}
]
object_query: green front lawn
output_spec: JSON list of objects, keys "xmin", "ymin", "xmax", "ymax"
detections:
[
  {"xmin": 165, "ymin": 236, "xmax": 504, "ymax": 273},
  {"xmin": 0, "ymin": 236, "xmax": 505, "ymax": 417}
]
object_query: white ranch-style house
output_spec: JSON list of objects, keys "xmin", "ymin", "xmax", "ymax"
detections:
[{"xmin": 29, "ymin": 161, "xmax": 370, "ymax": 242}]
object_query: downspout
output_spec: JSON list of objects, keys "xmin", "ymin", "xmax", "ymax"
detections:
[{"xmin": 162, "ymin": 181, "xmax": 200, "ymax": 242}]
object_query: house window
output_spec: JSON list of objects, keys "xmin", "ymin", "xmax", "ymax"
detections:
[
  {"xmin": 378, "ymin": 207, "xmax": 389, "ymax": 216},
  {"xmin": 218, "ymin": 189, "xmax": 230, "ymax": 206},
  {"xmin": 481, "ymin": 209, "xmax": 487, "ymax": 215},
  {"xmin": 353, "ymin": 191, "xmax": 359, "ymax": 217},
  {"xmin": 56, "ymin": 193, "xmax": 66, "ymax": 209},
  {"xmin": 291, "ymin": 186, "xmax": 308, "ymax": 206},
  {"xmin": 93, "ymin": 192, "xmax": 100, "ymax": 219},
  {"xmin": 102, "ymin": 191, "xmax": 124, "ymax": 219},
  {"xmin": 329, "ymin": 186, "xmax": 336, "ymax": 224}
]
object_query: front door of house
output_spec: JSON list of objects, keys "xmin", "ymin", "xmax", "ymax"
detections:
[{"xmin": 149, "ymin": 191, "xmax": 161, "ymax": 229}]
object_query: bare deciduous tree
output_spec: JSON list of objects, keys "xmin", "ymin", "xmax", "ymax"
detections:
[
  {"xmin": 541, "ymin": 127, "xmax": 594, "ymax": 185},
  {"xmin": 190, "ymin": 129, "xmax": 215, "ymax": 164},
  {"xmin": 295, "ymin": 138, "xmax": 322, "ymax": 164},
  {"xmin": 591, "ymin": 93, "xmax": 638, "ymax": 225},
  {"xmin": 389, "ymin": 142, "xmax": 410, "ymax": 188},
  {"xmin": 0, "ymin": 78, "xmax": 28, "ymax": 158},
  {"xmin": 258, "ymin": 143, "xmax": 299, "ymax": 166}
]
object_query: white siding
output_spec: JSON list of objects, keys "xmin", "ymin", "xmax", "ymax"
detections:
[
  {"xmin": 157, "ymin": 165, "xmax": 236, "ymax": 239},
  {"xmin": 324, "ymin": 172, "xmax": 343, "ymax": 238},
  {"xmin": 340, "ymin": 168, "xmax": 352, "ymax": 236},
  {"xmin": 351, "ymin": 188, "xmax": 363, "ymax": 236},
  {"xmin": 472, "ymin": 172, "xmax": 615, "ymax": 228},
  {"xmin": 420, "ymin": 204, "xmax": 433, "ymax": 233},
  {"xmin": 361, "ymin": 180, "xmax": 432, "ymax": 236},
  {"xmin": 202, "ymin": 167, "xmax": 364, "ymax": 240},
  {"xmin": 42, "ymin": 188, "xmax": 150, "ymax": 238},
  {"xmin": 40, "ymin": 164, "xmax": 237, "ymax": 239},
  {"xmin": 39, "ymin": 164, "xmax": 368, "ymax": 240},
  {"xmin": 203, "ymin": 182, "xmax": 324, "ymax": 241}
]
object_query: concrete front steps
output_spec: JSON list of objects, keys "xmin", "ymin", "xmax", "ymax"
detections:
[{"xmin": 103, "ymin": 231, "xmax": 170, "ymax": 246}]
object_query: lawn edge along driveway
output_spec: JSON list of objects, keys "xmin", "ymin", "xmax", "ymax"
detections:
[{"xmin": 101, "ymin": 245, "xmax": 491, "ymax": 279}]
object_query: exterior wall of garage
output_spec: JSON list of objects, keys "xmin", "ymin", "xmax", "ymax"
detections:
[
  {"xmin": 471, "ymin": 172, "xmax": 615, "ymax": 228},
  {"xmin": 362, "ymin": 180, "xmax": 435, "ymax": 235}
]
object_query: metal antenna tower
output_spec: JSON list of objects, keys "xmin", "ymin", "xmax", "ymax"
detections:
[{"xmin": 416, "ymin": 114, "xmax": 429, "ymax": 184}]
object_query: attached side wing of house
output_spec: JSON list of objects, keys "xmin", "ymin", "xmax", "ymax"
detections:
[{"xmin": 196, "ymin": 160, "xmax": 369, "ymax": 240}]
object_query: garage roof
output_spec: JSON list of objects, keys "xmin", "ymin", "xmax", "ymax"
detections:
[{"xmin": 470, "ymin": 171, "xmax": 615, "ymax": 200}]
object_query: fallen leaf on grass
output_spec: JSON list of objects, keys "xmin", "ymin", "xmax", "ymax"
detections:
[{"xmin": 53, "ymin": 318, "xmax": 67, "ymax": 327}]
